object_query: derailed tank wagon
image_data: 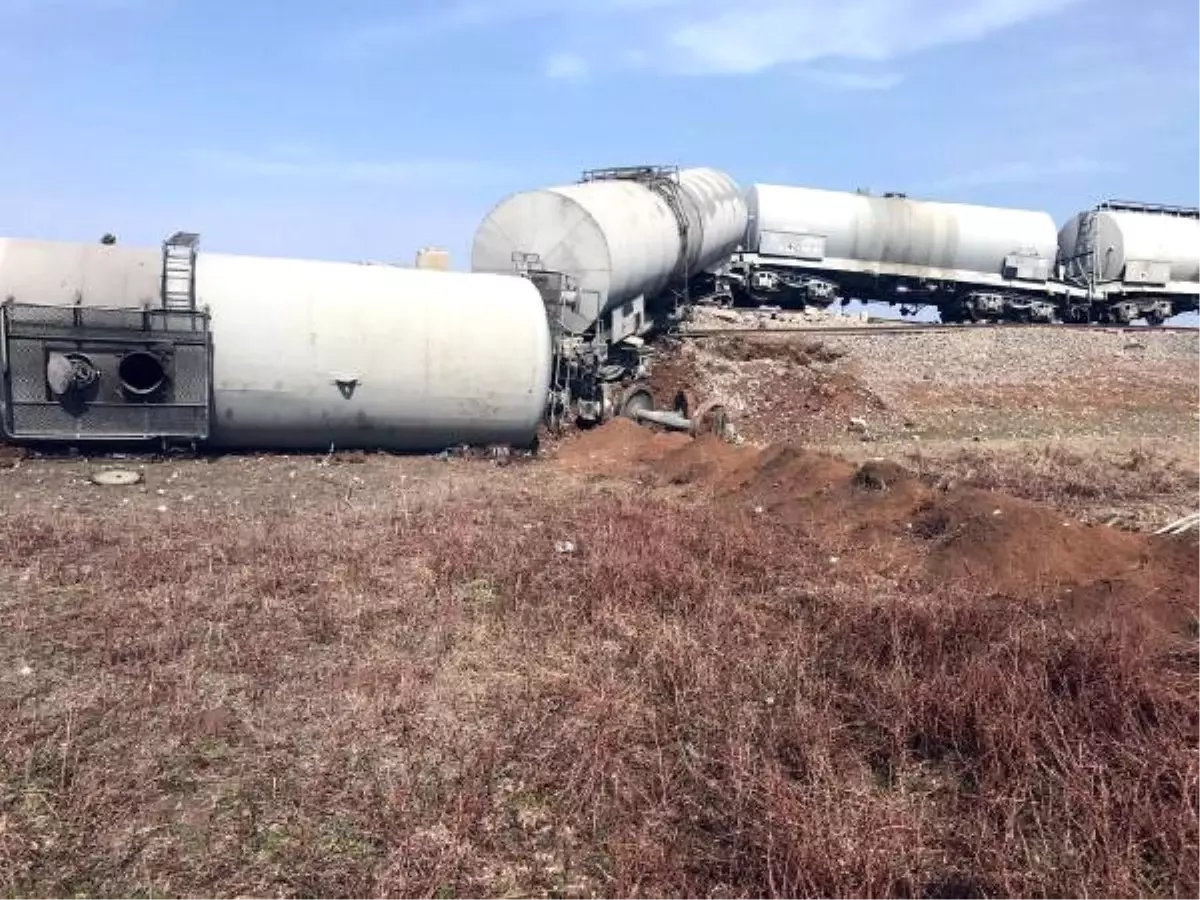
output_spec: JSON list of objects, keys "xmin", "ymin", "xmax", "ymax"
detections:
[
  {"xmin": 471, "ymin": 165, "xmax": 747, "ymax": 427},
  {"xmin": 0, "ymin": 235, "xmax": 554, "ymax": 451},
  {"xmin": 2, "ymin": 160, "xmax": 1195, "ymax": 452}
]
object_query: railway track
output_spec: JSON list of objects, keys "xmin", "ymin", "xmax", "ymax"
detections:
[{"xmin": 674, "ymin": 321, "xmax": 1200, "ymax": 338}]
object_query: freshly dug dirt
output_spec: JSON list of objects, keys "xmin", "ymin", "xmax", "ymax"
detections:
[
  {"xmin": 564, "ymin": 421, "xmax": 1200, "ymax": 634},
  {"xmin": 553, "ymin": 417, "xmax": 692, "ymax": 476},
  {"xmin": 649, "ymin": 340, "xmax": 889, "ymax": 445}
]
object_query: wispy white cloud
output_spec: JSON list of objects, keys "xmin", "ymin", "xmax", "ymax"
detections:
[
  {"xmin": 189, "ymin": 148, "xmax": 508, "ymax": 188},
  {"xmin": 802, "ymin": 68, "xmax": 904, "ymax": 91},
  {"xmin": 921, "ymin": 157, "xmax": 1119, "ymax": 192},
  {"xmin": 324, "ymin": 0, "xmax": 1083, "ymax": 78},
  {"xmin": 544, "ymin": 52, "xmax": 589, "ymax": 80},
  {"xmin": 662, "ymin": 0, "xmax": 1083, "ymax": 74}
]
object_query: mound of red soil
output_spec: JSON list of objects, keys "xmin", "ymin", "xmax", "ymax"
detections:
[
  {"xmin": 553, "ymin": 417, "xmax": 692, "ymax": 476},
  {"xmin": 558, "ymin": 420, "xmax": 1198, "ymax": 633},
  {"xmin": 913, "ymin": 489, "xmax": 1143, "ymax": 591}
]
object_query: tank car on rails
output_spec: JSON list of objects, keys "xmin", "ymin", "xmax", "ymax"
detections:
[
  {"xmin": 471, "ymin": 165, "xmax": 747, "ymax": 428},
  {"xmin": 728, "ymin": 185, "xmax": 1064, "ymax": 323},
  {"xmin": 1057, "ymin": 200, "xmax": 1200, "ymax": 325},
  {"xmin": 724, "ymin": 185, "xmax": 1200, "ymax": 325},
  {"xmin": 0, "ymin": 234, "xmax": 553, "ymax": 451}
]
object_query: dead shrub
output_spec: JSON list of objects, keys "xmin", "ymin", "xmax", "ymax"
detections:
[{"xmin": 0, "ymin": 468, "xmax": 1195, "ymax": 898}]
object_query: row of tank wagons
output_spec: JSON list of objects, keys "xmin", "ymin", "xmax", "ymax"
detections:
[
  {"xmin": 732, "ymin": 187, "xmax": 1200, "ymax": 324},
  {"xmin": 469, "ymin": 167, "xmax": 1200, "ymax": 328},
  {"xmin": 0, "ymin": 165, "xmax": 1195, "ymax": 453}
]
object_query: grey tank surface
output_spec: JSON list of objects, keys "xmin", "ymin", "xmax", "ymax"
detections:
[
  {"xmin": 471, "ymin": 167, "xmax": 748, "ymax": 335},
  {"xmin": 1057, "ymin": 205, "xmax": 1200, "ymax": 287},
  {"xmin": 0, "ymin": 238, "xmax": 553, "ymax": 451},
  {"xmin": 746, "ymin": 184, "xmax": 1058, "ymax": 277}
]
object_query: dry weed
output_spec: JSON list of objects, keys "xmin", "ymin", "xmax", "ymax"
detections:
[{"xmin": 0, "ymin": 465, "xmax": 1195, "ymax": 898}]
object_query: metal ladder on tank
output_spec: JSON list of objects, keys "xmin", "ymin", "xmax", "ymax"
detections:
[
  {"xmin": 1059, "ymin": 213, "xmax": 1099, "ymax": 321},
  {"xmin": 580, "ymin": 165, "xmax": 693, "ymax": 322},
  {"xmin": 161, "ymin": 231, "xmax": 200, "ymax": 311}
]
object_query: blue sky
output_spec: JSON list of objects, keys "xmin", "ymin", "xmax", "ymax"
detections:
[{"xmin": 1, "ymin": 0, "xmax": 1197, "ymax": 269}]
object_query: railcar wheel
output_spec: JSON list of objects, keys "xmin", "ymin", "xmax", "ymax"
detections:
[{"xmin": 620, "ymin": 388, "xmax": 654, "ymax": 419}]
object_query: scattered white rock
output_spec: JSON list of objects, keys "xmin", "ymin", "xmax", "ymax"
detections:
[{"xmin": 89, "ymin": 469, "xmax": 142, "ymax": 486}]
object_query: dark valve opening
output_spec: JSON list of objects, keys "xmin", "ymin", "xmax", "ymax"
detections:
[{"xmin": 118, "ymin": 351, "xmax": 167, "ymax": 397}]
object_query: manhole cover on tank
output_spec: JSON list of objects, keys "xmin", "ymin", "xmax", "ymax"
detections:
[{"xmin": 90, "ymin": 469, "xmax": 143, "ymax": 486}]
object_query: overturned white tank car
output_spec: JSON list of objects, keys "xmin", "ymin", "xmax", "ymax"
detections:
[
  {"xmin": 471, "ymin": 165, "xmax": 748, "ymax": 425},
  {"xmin": 0, "ymin": 235, "xmax": 553, "ymax": 450}
]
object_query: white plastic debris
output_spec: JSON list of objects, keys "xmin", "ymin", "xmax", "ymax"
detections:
[
  {"xmin": 554, "ymin": 540, "xmax": 577, "ymax": 554},
  {"xmin": 89, "ymin": 469, "xmax": 142, "ymax": 486}
]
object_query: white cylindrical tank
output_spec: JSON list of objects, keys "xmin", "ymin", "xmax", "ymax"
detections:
[
  {"xmin": 0, "ymin": 238, "xmax": 161, "ymax": 306},
  {"xmin": 1057, "ymin": 208, "xmax": 1200, "ymax": 285},
  {"xmin": 677, "ymin": 168, "xmax": 751, "ymax": 275},
  {"xmin": 746, "ymin": 184, "xmax": 1058, "ymax": 276},
  {"xmin": 471, "ymin": 167, "xmax": 747, "ymax": 334},
  {"xmin": 0, "ymin": 238, "xmax": 553, "ymax": 451}
]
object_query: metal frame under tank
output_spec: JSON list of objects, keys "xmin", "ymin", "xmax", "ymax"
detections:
[{"xmin": 0, "ymin": 232, "xmax": 214, "ymax": 446}]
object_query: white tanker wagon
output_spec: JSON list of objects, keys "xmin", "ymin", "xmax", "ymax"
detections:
[
  {"xmin": 726, "ymin": 185, "xmax": 1200, "ymax": 325},
  {"xmin": 0, "ymin": 234, "xmax": 554, "ymax": 451},
  {"xmin": 1057, "ymin": 200, "xmax": 1200, "ymax": 325},
  {"xmin": 728, "ymin": 185, "xmax": 1074, "ymax": 322},
  {"xmin": 471, "ymin": 165, "xmax": 747, "ymax": 431}
]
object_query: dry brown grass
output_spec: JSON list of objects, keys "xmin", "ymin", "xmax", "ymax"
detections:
[
  {"xmin": 1, "ymin": 459, "xmax": 1196, "ymax": 898},
  {"xmin": 905, "ymin": 444, "xmax": 1200, "ymax": 529},
  {"xmin": 708, "ymin": 336, "xmax": 847, "ymax": 367}
]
